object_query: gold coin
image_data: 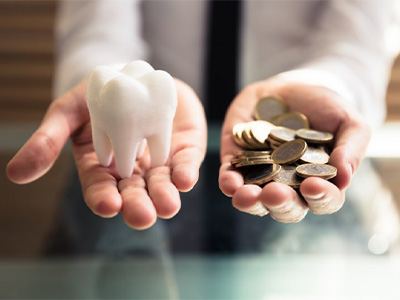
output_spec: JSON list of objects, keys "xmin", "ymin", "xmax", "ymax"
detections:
[
  {"xmin": 295, "ymin": 163, "xmax": 337, "ymax": 180},
  {"xmin": 268, "ymin": 139, "xmax": 282, "ymax": 151},
  {"xmin": 242, "ymin": 128, "xmax": 269, "ymax": 150},
  {"xmin": 231, "ymin": 158, "xmax": 244, "ymax": 167},
  {"xmin": 268, "ymin": 136, "xmax": 284, "ymax": 145},
  {"xmin": 272, "ymin": 112, "xmax": 309, "ymax": 130},
  {"xmin": 232, "ymin": 123, "xmax": 248, "ymax": 148},
  {"xmin": 242, "ymin": 163, "xmax": 281, "ymax": 185},
  {"xmin": 271, "ymin": 139, "xmax": 308, "ymax": 164},
  {"xmin": 234, "ymin": 156, "xmax": 274, "ymax": 168},
  {"xmin": 269, "ymin": 126, "xmax": 296, "ymax": 143},
  {"xmin": 231, "ymin": 156, "xmax": 247, "ymax": 166},
  {"xmin": 233, "ymin": 133, "xmax": 247, "ymax": 148},
  {"xmin": 236, "ymin": 159, "xmax": 274, "ymax": 168},
  {"xmin": 232, "ymin": 122, "xmax": 247, "ymax": 136},
  {"xmin": 235, "ymin": 154, "xmax": 273, "ymax": 162},
  {"xmin": 242, "ymin": 127, "xmax": 258, "ymax": 147},
  {"xmin": 249, "ymin": 120, "xmax": 275, "ymax": 145},
  {"xmin": 296, "ymin": 128, "xmax": 334, "ymax": 144},
  {"xmin": 300, "ymin": 147, "xmax": 330, "ymax": 164},
  {"xmin": 232, "ymin": 152, "xmax": 272, "ymax": 162},
  {"xmin": 273, "ymin": 165, "xmax": 303, "ymax": 188},
  {"xmin": 254, "ymin": 96, "xmax": 288, "ymax": 121},
  {"xmin": 237, "ymin": 150, "xmax": 271, "ymax": 157},
  {"xmin": 238, "ymin": 126, "xmax": 258, "ymax": 149},
  {"xmin": 271, "ymin": 144, "xmax": 280, "ymax": 151}
]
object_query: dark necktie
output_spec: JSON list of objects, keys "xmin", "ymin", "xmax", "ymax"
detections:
[
  {"xmin": 203, "ymin": 0, "xmax": 242, "ymax": 252},
  {"xmin": 205, "ymin": 0, "xmax": 242, "ymax": 122}
]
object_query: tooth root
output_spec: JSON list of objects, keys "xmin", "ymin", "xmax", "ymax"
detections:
[
  {"xmin": 147, "ymin": 130, "xmax": 172, "ymax": 167},
  {"xmin": 92, "ymin": 125, "xmax": 112, "ymax": 166},
  {"xmin": 111, "ymin": 136, "xmax": 140, "ymax": 178},
  {"xmin": 137, "ymin": 139, "xmax": 147, "ymax": 159}
]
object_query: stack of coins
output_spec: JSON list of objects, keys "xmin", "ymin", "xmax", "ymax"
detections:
[{"xmin": 231, "ymin": 96, "xmax": 337, "ymax": 188}]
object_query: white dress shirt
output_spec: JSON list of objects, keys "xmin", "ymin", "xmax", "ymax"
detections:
[{"xmin": 54, "ymin": 0, "xmax": 400, "ymax": 126}]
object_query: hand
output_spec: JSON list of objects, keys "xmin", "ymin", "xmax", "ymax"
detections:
[
  {"xmin": 7, "ymin": 79, "xmax": 207, "ymax": 230},
  {"xmin": 219, "ymin": 79, "xmax": 371, "ymax": 223}
]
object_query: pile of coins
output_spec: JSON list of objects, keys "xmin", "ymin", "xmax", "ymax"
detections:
[{"xmin": 231, "ymin": 96, "xmax": 337, "ymax": 188}]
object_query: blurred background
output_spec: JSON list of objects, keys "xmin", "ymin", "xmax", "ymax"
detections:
[
  {"xmin": 1, "ymin": 0, "xmax": 400, "ymax": 257},
  {"xmin": 0, "ymin": 0, "xmax": 67, "ymax": 258}
]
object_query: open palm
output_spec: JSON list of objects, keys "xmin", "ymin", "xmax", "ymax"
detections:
[
  {"xmin": 219, "ymin": 79, "xmax": 370, "ymax": 223},
  {"xmin": 7, "ymin": 80, "xmax": 207, "ymax": 230}
]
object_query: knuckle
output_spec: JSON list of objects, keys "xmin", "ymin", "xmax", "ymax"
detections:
[
  {"xmin": 36, "ymin": 131, "xmax": 59, "ymax": 158},
  {"xmin": 26, "ymin": 132, "xmax": 58, "ymax": 173},
  {"xmin": 38, "ymin": 131, "xmax": 58, "ymax": 155},
  {"xmin": 118, "ymin": 175, "xmax": 146, "ymax": 191},
  {"xmin": 48, "ymin": 99, "xmax": 65, "ymax": 115}
]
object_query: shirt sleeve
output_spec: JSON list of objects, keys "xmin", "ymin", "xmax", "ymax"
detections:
[
  {"xmin": 53, "ymin": 0, "xmax": 147, "ymax": 97},
  {"xmin": 276, "ymin": 0, "xmax": 400, "ymax": 127}
]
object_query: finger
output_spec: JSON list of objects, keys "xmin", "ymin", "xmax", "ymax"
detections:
[
  {"xmin": 258, "ymin": 182, "xmax": 308, "ymax": 223},
  {"xmin": 300, "ymin": 177, "xmax": 345, "ymax": 215},
  {"xmin": 171, "ymin": 145, "xmax": 203, "ymax": 192},
  {"xmin": 219, "ymin": 162, "xmax": 244, "ymax": 197},
  {"xmin": 171, "ymin": 79, "xmax": 207, "ymax": 192},
  {"xmin": 119, "ymin": 175, "xmax": 157, "ymax": 230},
  {"xmin": 73, "ymin": 146, "xmax": 122, "ymax": 218},
  {"xmin": 7, "ymin": 83, "xmax": 88, "ymax": 184},
  {"xmin": 218, "ymin": 127, "xmax": 244, "ymax": 197},
  {"xmin": 232, "ymin": 184, "xmax": 268, "ymax": 216},
  {"xmin": 219, "ymin": 85, "xmax": 265, "ymax": 196},
  {"xmin": 330, "ymin": 118, "xmax": 371, "ymax": 190},
  {"xmin": 146, "ymin": 166, "xmax": 181, "ymax": 219},
  {"xmin": 219, "ymin": 87, "xmax": 257, "ymax": 159}
]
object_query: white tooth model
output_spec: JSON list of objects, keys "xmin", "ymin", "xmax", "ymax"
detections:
[{"xmin": 86, "ymin": 60, "xmax": 177, "ymax": 178}]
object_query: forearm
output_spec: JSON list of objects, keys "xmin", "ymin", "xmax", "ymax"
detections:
[{"xmin": 276, "ymin": 0, "xmax": 399, "ymax": 127}]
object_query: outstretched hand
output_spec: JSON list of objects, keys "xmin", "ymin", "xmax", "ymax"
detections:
[
  {"xmin": 219, "ymin": 79, "xmax": 370, "ymax": 223},
  {"xmin": 7, "ymin": 79, "xmax": 207, "ymax": 230}
]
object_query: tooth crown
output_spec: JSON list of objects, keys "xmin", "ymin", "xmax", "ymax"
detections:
[{"xmin": 86, "ymin": 60, "xmax": 177, "ymax": 178}]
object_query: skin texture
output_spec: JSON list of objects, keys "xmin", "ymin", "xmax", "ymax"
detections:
[
  {"xmin": 219, "ymin": 79, "xmax": 371, "ymax": 223},
  {"xmin": 6, "ymin": 79, "xmax": 207, "ymax": 230}
]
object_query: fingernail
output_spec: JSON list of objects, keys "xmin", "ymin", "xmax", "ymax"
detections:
[
  {"xmin": 348, "ymin": 162, "xmax": 354, "ymax": 175},
  {"xmin": 305, "ymin": 192, "xmax": 326, "ymax": 201},
  {"xmin": 268, "ymin": 200, "xmax": 295, "ymax": 214},
  {"xmin": 247, "ymin": 202, "xmax": 269, "ymax": 217},
  {"xmin": 269, "ymin": 202, "xmax": 308, "ymax": 223}
]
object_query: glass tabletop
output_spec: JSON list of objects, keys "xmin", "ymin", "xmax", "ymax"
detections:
[
  {"xmin": 1, "ymin": 124, "xmax": 400, "ymax": 299},
  {"xmin": 1, "ymin": 254, "xmax": 400, "ymax": 299}
]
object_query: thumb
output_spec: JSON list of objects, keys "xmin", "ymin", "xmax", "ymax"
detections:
[
  {"xmin": 6, "ymin": 83, "xmax": 88, "ymax": 184},
  {"xmin": 328, "ymin": 116, "xmax": 371, "ymax": 190}
]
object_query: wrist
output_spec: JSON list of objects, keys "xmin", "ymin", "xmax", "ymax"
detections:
[{"xmin": 275, "ymin": 68, "xmax": 358, "ymax": 113}]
